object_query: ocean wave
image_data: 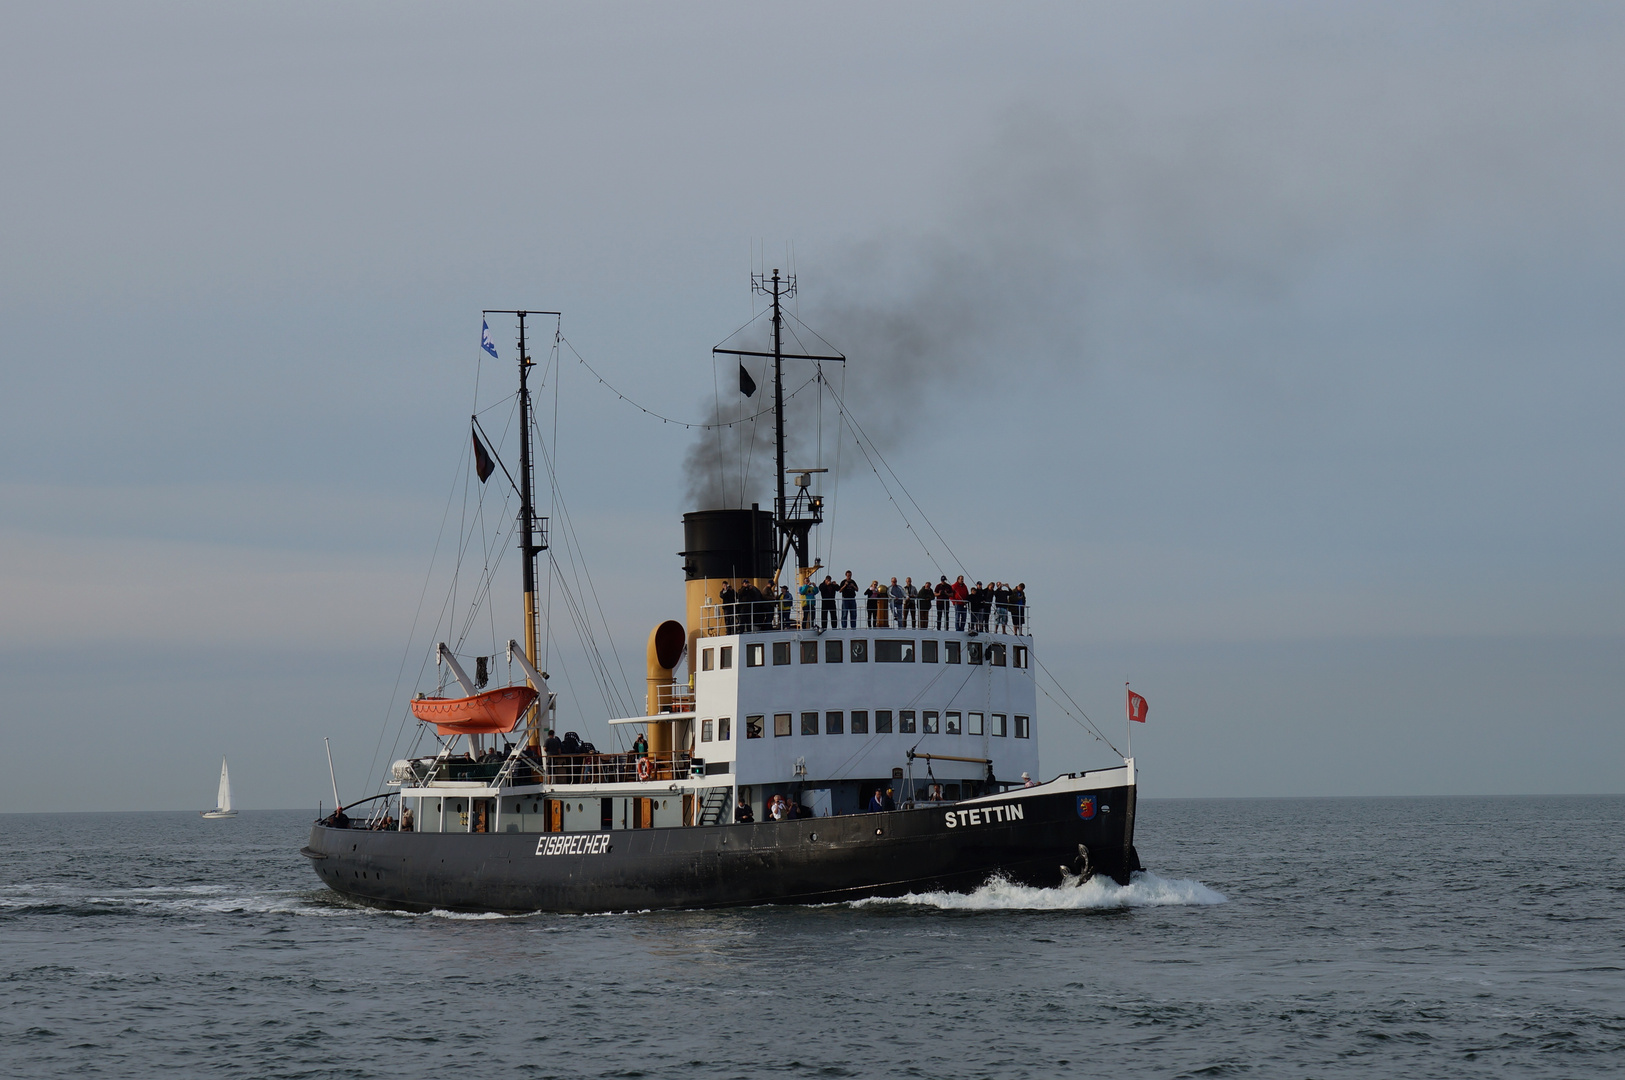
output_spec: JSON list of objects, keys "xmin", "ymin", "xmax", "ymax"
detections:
[
  {"xmin": 0, "ymin": 883, "xmax": 356, "ymax": 918},
  {"xmin": 851, "ymin": 871, "xmax": 1227, "ymax": 911}
]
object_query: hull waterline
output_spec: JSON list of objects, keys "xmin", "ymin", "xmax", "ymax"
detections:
[{"xmin": 303, "ymin": 778, "xmax": 1137, "ymax": 914}]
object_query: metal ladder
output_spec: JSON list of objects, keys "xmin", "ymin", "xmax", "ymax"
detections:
[{"xmin": 697, "ymin": 787, "xmax": 733, "ymax": 826}]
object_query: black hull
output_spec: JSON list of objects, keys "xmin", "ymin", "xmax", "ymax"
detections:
[{"xmin": 303, "ymin": 781, "xmax": 1138, "ymax": 914}]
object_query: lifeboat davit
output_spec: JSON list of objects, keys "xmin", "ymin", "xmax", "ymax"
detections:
[{"xmin": 410, "ymin": 685, "xmax": 539, "ymax": 736}]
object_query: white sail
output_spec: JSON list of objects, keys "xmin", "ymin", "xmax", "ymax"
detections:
[{"xmin": 217, "ymin": 758, "xmax": 233, "ymax": 813}]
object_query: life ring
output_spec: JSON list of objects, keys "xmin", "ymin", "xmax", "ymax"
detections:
[{"xmin": 636, "ymin": 756, "xmax": 653, "ymax": 781}]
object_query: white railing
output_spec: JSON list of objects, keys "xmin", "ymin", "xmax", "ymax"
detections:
[{"xmin": 696, "ymin": 596, "xmax": 1032, "ymax": 637}]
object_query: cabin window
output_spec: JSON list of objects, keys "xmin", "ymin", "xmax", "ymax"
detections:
[
  {"xmin": 921, "ymin": 640, "xmax": 939, "ymax": 663},
  {"xmin": 1015, "ymin": 714, "xmax": 1030, "ymax": 739},
  {"xmin": 774, "ymin": 713, "xmax": 792, "ymax": 737},
  {"xmin": 875, "ymin": 709, "xmax": 893, "ymax": 733},
  {"xmin": 825, "ymin": 639, "xmax": 843, "ymax": 663},
  {"xmin": 701, "ymin": 719, "xmax": 714, "ymax": 742},
  {"xmin": 719, "ymin": 717, "xmax": 732, "ymax": 741},
  {"xmin": 745, "ymin": 715, "xmax": 763, "ymax": 739},
  {"xmin": 967, "ymin": 642, "xmax": 983, "ymax": 665},
  {"xmin": 1013, "ymin": 645, "xmax": 1027, "ymax": 669},
  {"xmin": 900, "ymin": 710, "xmax": 917, "ymax": 733},
  {"xmin": 989, "ymin": 643, "xmax": 1006, "ymax": 667},
  {"xmin": 801, "ymin": 711, "xmax": 819, "ymax": 735},
  {"xmin": 746, "ymin": 643, "xmax": 764, "ymax": 667},
  {"xmin": 801, "ymin": 640, "xmax": 819, "ymax": 664},
  {"xmin": 702, "ymin": 648, "xmax": 714, "ymax": 671},
  {"xmin": 944, "ymin": 783, "xmax": 962, "ymax": 801},
  {"xmin": 851, "ymin": 710, "xmax": 869, "ymax": 734},
  {"xmin": 773, "ymin": 641, "xmax": 792, "ymax": 665},
  {"xmin": 948, "ymin": 711, "xmax": 964, "ymax": 735},
  {"xmin": 924, "ymin": 711, "xmax": 940, "ymax": 734},
  {"xmin": 825, "ymin": 711, "xmax": 843, "ymax": 735},
  {"xmin": 945, "ymin": 641, "xmax": 961, "ymax": 664},
  {"xmin": 967, "ymin": 711, "xmax": 982, "ymax": 735},
  {"xmin": 850, "ymin": 639, "xmax": 868, "ymax": 663},
  {"xmin": 876, "ymin": 640, "xmax": 914, "ymax": 663},
  {"xmin": 720, "ymin": 646, "xmax": 734, "ymax": 669},
  {"xmin": 992, "ymin": 713, "xmax": 1007, "ymax": 737}
]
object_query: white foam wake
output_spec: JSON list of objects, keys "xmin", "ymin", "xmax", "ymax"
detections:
[{"xmin": 852, "ymin": 871, "xmax": 1227, "ymax": 911}]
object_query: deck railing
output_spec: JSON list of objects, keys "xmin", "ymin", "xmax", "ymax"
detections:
[
  {"xmin": 398, "ymin": 749, "xmax": 696, "ymax": 788},
  {"xmin": 696, "ymin": 598, "xmax": 1032, "ymax": 637}
]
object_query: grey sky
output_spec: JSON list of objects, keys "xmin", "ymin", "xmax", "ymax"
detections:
[{"xmin": 2, "ymin": 2, "xmax": 1621, "ymax": 811}]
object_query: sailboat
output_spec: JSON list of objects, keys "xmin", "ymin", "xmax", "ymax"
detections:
[{"xmin": 201, "ymin": 757, "xmax": 238, "ymax": 818}]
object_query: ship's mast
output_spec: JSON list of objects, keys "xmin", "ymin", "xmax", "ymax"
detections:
[
  {"xmin": 714, "ymin": 272, "xmax": 844, "ymax": 578},
  {"xmin": 517, "ymin": 313, "xmax": 539, "ymax": 750},
  {"xmin": 486, "ymin": 309, "xmax": 555, "ymax": 749}
]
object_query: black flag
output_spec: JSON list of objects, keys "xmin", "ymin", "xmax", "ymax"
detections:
[
  {"xmin": 739, "ymin": 363, "xmax": 757, "ymax": 397},
  {"xmin": 472, "ymin": 430, "xmax": 495, "ymax": 483}
]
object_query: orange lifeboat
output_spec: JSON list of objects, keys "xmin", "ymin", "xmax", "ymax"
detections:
[{"xmin": 410, "ymin": 685, "xmax": 539, "ymax": 736}]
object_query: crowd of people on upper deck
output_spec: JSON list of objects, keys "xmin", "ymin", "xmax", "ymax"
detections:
[{"xmin": 715, "ymin": 574, "xmax": 1027, "ymax": 635}]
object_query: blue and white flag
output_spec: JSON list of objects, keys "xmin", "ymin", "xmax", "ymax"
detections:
[{"xmin": 481, "ymin": 319, "xmax": 500, "ymax": 359}]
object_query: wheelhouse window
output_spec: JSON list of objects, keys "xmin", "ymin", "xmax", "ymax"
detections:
[
  {"xmin": 746, "ymin": 643, "xmax": 765, "ymax": 667},
  {"xmin": 967, "ymin": 711, "xmax": 982, "ymax": 735},
  {"xmin": 924, "ymin": 711, "xmax": 940, "ymax": 734},
  {"xmin": 801, "ymin": 640, "xmax": 819, "ymax": 664},
  {"xmin": 967, "ymin": 642, "xmax": 983, "ymax": 665},
  {"xmin": 720, "ymin": 646, "xmax": 734, "ymax": 669},
  {"xmin": 850, "ymin": 639, "xmax": 868, "ymax": 663},
  {"xmin": 702, "ymin": 648, "xmax": 714, "ymax": 672},
  {"xmin": 992, "ymin": 713, "xmax": 1007, "ymax": 737},
  {"xmin": 825, "ymin": 711, "xmax": 843, "ymax": 735},
  {"xmin": 900, "ymin": 709, "xmax": 917, "ymax": 733},
  {"xmin": 1014, "ymin": 714, "xmax": 1030, "ymax": 739},
  {"xmin": 921, "ymin": 640, "xmax": 939, "ymax": 663},
  {"xmin": 825, "ymin": 639, "xmax": 843, "ymax": 663},
  {"xmin": 876, "ymin": 640, "xmax": 914, "ymax": 663},
  {"xmin": 701, "ymin": 719, "xmax": 714, "ymax": 742},
  {"xmin": 1013, "ymin": 645, "xmax": 1027, "ymax": 669},
  {"xmin": 801, "ymin": 711, "xmax": 819, "ymax": 735},
  {"xmin": 744, "ymin": 715, "xmax": 762, "ymax": 739},
  {"xmin": 774, "ymin": 713, "xmax": 792, "ymax": 737},
  {"xmin": 989, "ymin": 643, "xmax": 1006, "ymax": 667},
  {"xmin": 875, "ymin": 710, "xmax": 893, "ymax": 733},
  {"xmin": 851, "ymin": 710, "xmax": 869, "ymax": 734},
  {"xmin": 945, "ymin": 641, "xmax": 961, "ymax": 664},
  {"xmin": 773, "ymin": 641, "xmax": 792, "ymax": 665},
  {"xmin": 719, "ymin": 717, "xmax": 732, "ymax": 741}
]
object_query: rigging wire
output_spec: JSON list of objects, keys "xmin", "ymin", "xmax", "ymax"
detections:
[
  {"xmin": 1035, "ymin": 657, "xmax": 1124, "ymax": 756},
  {"xmin": 559, "ymin": 333, "xmax": 813, "ymax": 431},
  {"xmin": 364, "ymin": 430, "xmax": 475, "ymax": 789}
]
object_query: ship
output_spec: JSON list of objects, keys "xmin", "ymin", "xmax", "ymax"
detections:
[{"xmin": 302, "ymin": 276, "xmax": 1141, "ymax": 913}]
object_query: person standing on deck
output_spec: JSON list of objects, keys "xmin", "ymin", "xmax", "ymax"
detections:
[
  {"xmin": 799, "ymin": 578, "xmax": 817, "ymax": 628},
  {"xmin": 950, "ymin": 575, "xmax": 970, "ymax": 631},
  {"xmin": 935, "ymin": 576, "xmax": 953, "ymax": 629},
  {"xmin": 839, "ymin": 572, "xmax": 859, "ymax": 628},
  {"xmin": 889, "ymin": 577, "xmax": 906, "ymax": 627},
  {"xmin": 993, "ymin": 582, "xmax": 1011, "ymax": 632},
  {"xmin": 718, "ymin": 581, "xmax": 736, "ymax": 635},
  {"xmin": 819, "ymin": 575, "xmax": 838, "ymax": 627}
]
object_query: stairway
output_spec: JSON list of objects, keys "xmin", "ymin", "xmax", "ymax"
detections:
[{"xmin": 698, "ymin": 787, "xmax": 733, "ymax": 826}]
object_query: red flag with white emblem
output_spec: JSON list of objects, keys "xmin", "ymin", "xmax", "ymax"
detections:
[{"xmin": 1127, "ymin": 687, "xmax": 1148, "ymax": 723}]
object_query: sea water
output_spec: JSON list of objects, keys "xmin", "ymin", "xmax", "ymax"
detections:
[{"xmin": 2, "ymin": 796, "xmax": 1621, "ymax": 1078}]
